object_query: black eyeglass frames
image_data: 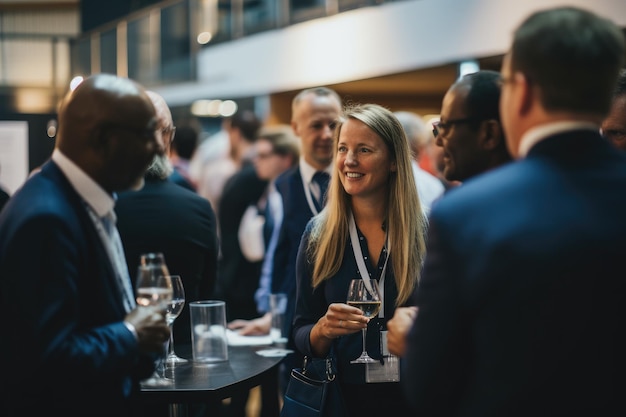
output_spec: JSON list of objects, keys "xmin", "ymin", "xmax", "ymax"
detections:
[{"xmin": 432, "ymin": 118, "xmax": 482, "ymax": 138}]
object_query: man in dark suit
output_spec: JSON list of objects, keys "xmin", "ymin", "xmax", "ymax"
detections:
[
  {"xmin": 402, "ymin": 7, "xmax": 626, "ymax": 417},
  {"xmin": 116, "ymin": 90, "xmax": 219, "ymax": 417},
  {"xmin": 116, "ymin": 91, "xmax": 219, "ymax": 347},
  {"xmin": 0, "ymin": 74, "xmax": 171, "ymax": 417},
  {"xmin": 270, "ymin": 87, "xmax": 342, "ymax": 391}
]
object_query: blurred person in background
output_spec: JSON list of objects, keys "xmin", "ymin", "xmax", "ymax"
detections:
[
  {"xmin": 189, "ymin": 119, "xmax": 237, "ymax": 214},
  {"xmin": 0, "ymin": 73, "xmax": 170, "ymax": 417},
  {"xmin": 601, "ymin": 68, "xmax": 626, "ymax": 151},
  {"xmin": 394, "ymin": 110, "xmax": 445, "ymax": 214},
  {"xmin": 215, "ymin": 109, "xmax": 264, "ymax": 323},
  {"xmin": 116, "ymin": 90, "xmax": 219, "ymax": 417},
  {"xmin": 213, "ymin": 110, "xmax": 266, "ymax": 417},
  {"xmin": 227, "ymin": 124, "xmax": 300, "ymax": 417},
  {"xmin": 228, "ymin": 124, "xmax": 301, "ymax": 335},
  {"xmin": 402, "ymin": 7, "xmax": 626, "ymax": 416},
  {"xmin": 169, "ymin": 124, "xmax": 200, "ymax": 191}
]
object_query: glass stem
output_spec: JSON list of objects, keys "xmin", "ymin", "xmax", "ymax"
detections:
[
  {"xmin": 168, "ymin": 323, "xmax": 175, "ymax": 357},
  {"xmin": 361, "ymin": 328, "xmax": 367, "ymax": 355}
]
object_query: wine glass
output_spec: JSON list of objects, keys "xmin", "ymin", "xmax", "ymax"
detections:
[
  {"xmin": 346, "ymin": 279, "xmax": 381, "ymax": 364},
  {"xmin": 165, "ymin": 275, "xmax": 188, "ymax": 364},
  {"xmin": 136, "ymin": 252, "xmax": 173, "ymax": 387}
]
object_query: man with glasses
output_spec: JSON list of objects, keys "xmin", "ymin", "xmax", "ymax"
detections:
[
  {"xmin": 387, "ymin": 70, "xmax": 511, "ymax": 358},
  {"xmin": 431, "ymin": 70, "xmax": 512, "ymax": 185},
  {"xmin": 402, "ymin": 6, "xmax": 626, "ymax": 417}
]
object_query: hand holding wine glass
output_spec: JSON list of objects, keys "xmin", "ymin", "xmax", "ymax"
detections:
[
  {"xmin": 346, "ymin": 278, "xmax": 381, "ymax": 364},
  {"xmin": 136, "ymin": 252, "xmax": 174, "ymax": 387},
  {"xmin": 165, "ymin": 275, "xmax": 188, "ymax": 364}
]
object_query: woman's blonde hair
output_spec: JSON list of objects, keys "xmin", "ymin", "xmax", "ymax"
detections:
[{"xmin": 308, "ymin": 103, "xmax": 427, "ymax": 305}]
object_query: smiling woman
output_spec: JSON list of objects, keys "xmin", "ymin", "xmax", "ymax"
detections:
[{"xmin": 290, "ymin": 103, "xmax": 427, "ymax": 417}]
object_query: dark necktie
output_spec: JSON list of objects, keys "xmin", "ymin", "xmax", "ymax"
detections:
[
  {"xmin": 312, "ymin": 171, "xmax": 330, "ymax": 211},
  {"xmin": 263, "ymin": 200, "xmax": 274, "ymax": 247}
]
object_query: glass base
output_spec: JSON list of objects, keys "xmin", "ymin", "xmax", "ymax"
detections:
[
  {"xmin": 350, "ymin": 352, "xmax": 378, "ymax": 364},
  {"xmin": 166, "ymin": 354, "xmax": 188, "ymax": 365},
  {"xmin": 141, "ymin": 374, "xmax": 173, "ymax": 387}
]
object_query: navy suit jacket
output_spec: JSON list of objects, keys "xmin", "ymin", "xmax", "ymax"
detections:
[
  {"xmin": 0, "ymin": 161, "xmax": 154, "ymax": 417},
  {"xmin": 272, "ymin": 164, "xmax": 317, "ymax": 341},
  {"xmin": 403, "ymin": 130, "xmax": 626, "ymax": 416},
  {"xmin": 116, "ymin": 175, "xmax": 219, "ymax": 344}
]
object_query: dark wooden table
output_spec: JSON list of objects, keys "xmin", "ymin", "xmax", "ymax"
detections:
[{"xmin": 140, "ymin": 344, "xmax": 284, "ymax": 407}]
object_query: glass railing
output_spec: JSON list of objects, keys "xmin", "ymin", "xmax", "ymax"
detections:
[{"xmin": 69, "ymin": 0, "xmax": 405, "ymax": 88}]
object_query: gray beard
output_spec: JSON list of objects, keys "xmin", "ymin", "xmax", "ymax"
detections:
[{"xmin": 145, "ymin": 154, "xmax": 174, "ymax": 180}]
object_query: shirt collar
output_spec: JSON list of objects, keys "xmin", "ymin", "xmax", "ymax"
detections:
[
  {"xmin": 52, "ymin": 149, "xmax": 115, "ymax": 219},
  {"xmin": 299, "ymin": 156, "xmax": 332, "ymax": 184},
  {"xmin": 518, "ymin": 121, "xmax": 599, "ymax": 158}
]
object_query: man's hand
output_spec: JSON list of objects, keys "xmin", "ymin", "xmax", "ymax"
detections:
[
  {"xmin": 125, "ymin": 306, "xmax": 170, "ymax": 354},
  {"xmin": 386, "ymin": 306, "xmax": 418, "ymax": 357},
  {"xmin": 228, "ymin": 312, "xmax": 272, "ymax": 336}
]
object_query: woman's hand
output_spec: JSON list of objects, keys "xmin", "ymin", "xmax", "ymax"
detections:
[{"xmin": 309, "ymin": 303, "xmax": 368, "ymax": 356}]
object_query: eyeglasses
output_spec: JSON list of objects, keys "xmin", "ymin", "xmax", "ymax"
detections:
[
  {"xmin": 254, "ymin": 151, "xmax": 275, "ymax": 160},
  {"xmin": 161, "ymin": 126, "xmax": 176, "ymax": 143},
  {"xmin": 432, "ymin": 118, "xmax": 482, "ymax": 138}
]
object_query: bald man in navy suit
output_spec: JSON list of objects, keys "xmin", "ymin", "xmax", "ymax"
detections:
[{"xmin": 0, "ymin": 74, "xmax": 171, "ymax": 417}]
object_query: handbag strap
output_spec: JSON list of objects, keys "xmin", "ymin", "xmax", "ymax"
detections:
[{"xmin": 301, "ymin": 355, "xmax": 336, "ymax": 381}]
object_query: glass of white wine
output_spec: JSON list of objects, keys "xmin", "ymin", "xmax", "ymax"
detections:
[
  {"xmin": 165, "ymin": 275, "xmax": 188, "ymax": 365},
  {"xmin": 136, "ymin": 253, "xmax": 173, "ymax": 387},
  {"xmin": 346, "ymin": 278, "xmax": 381, "ymax": 364}
]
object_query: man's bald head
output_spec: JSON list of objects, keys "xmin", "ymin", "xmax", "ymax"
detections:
[
  {"xmin": 56, "ymin": 74, "xmax": 162, "ymax": 193},
  {"xmin": 146, "ymin": 90, "xmax": 175, "ymax": 151}
]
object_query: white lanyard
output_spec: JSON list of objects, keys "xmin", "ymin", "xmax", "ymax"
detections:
[
  {"xmin": 348, "ymin": 212, "xmax": 388, "ymax": 318},
  {"xmin": 300, "ymin": 173, "xmax": 320, "ymax": 215}
]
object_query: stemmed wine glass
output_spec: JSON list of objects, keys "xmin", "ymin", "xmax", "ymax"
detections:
[
  {"xmin": 165, "ymin": 275, "xmax": 188, "ymax": 365},
  {"xmin": 346, "ymin": 279, "xmax": 381, "ymax": 364},
  {"xmin": 136, "ymin": 252, "xmax": 173, "ymax": 387}
]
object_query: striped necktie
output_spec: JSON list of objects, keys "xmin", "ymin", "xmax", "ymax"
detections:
[{"xmin": 101, "ymin": 212, "xmax": 136, "ymax": 312}]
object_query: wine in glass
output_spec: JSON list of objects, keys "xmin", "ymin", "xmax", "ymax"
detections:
[
  {"xmin": 136, "ymin": 252, "xmax": 173, "ymax": 387},
  {"xmin": 165, "ymin": 275, "xmax": 188, "ymax": 364},
  {"xmin": 346, "ymin": 278, "xmax": 381, "ymax": 364}
]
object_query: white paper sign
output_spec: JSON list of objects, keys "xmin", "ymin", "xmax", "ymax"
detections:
[{"xmin": 0, "ymin": 121, "xmax": 29, "ymax": 195}]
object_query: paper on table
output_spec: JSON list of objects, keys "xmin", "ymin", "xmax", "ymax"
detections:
[
  {"xmin": 256, "ymin": 348, "xmax": 294, "ymax": 357},
  {"xmin": 226, "ymin": 329, "xmax": 273, "ymax": 346}
]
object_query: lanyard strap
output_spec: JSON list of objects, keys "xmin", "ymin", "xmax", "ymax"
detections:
[{"xmin": 348, "ymin": 212, "xmax": 388, "ymax": 318}]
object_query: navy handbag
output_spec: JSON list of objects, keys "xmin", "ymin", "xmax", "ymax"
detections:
[{"xmin": 280, "ymin": 355, "xmax": 348, "ymax": 417}]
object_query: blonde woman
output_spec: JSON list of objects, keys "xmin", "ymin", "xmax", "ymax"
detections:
[{"xmin": 292, "ymin": 103, "xmax": 427, "ymax": 416}]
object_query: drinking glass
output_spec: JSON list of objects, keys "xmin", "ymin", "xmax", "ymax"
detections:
[
  {"xmin": 165, "ymin": 275, "xmax": 188, "ymax": 364},
  {"xmin": 346, "ymin": 279, "xmax": 381, "ymax": 364},
  {"xmin": 136, "ymin": 252, "xmax": 173, "ymax": 387}
]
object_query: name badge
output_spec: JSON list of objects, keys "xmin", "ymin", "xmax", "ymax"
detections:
[{"xmin": 365, "ymin": 330, "xmax": 400, "ymax": 383}]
